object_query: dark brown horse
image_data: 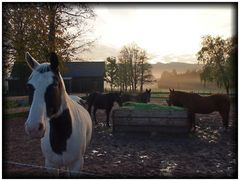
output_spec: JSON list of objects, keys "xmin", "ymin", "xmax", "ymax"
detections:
[
  {"xmin": 121, "ymin": 89, "xmax": 151, "ymax": 103},
  {"xmin": 87, "ymin": 92, "xmax": 122, "ymax": 127},
  {"xmin": 167, "ymin": 89, "xmax": 230, "ymax": 131}
]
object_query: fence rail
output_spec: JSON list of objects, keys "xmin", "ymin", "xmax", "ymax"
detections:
[
  {"xmin": 4, "ymin": 92, "xmax": 236, "ymax": 115},
  {"xmin": 4, "ymin": 92, "xmax": 235, "ymax": 100},
  {"xmin": 5, "ymin": 96, "xmax": 28, "ymax": 101},
  {"xmin": 4, "ymin": 107, "xmax": 30, "ymax": 114}
]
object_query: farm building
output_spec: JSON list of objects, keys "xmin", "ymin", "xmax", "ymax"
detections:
[
  {"xmin": 6, "ymin": 61, "xmax": 105, "ymax": 96},
  {"xmin": 63, "ymin": 62, "xmax": 105, "ymax": 93}
]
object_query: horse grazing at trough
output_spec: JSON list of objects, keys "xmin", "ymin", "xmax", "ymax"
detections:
[
  {"xmin": 121, "ymin": 89, "xmax": 151, "ymax": 103},
  {"xmin": 167, "ymin": 88, "xmax": 230, "ymax": 131},
  {"xmin": 24, "ymin": 52, "xmax": 92, "ymax": 176},
  {"xmin": 87, "ymin": 92, "xmax": 122, "ymax": 127}
]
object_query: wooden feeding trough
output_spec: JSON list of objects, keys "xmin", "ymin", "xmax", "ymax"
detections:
[{"xmin": 112, "ymin": 102, "xmax": 189, "ymax": 134}]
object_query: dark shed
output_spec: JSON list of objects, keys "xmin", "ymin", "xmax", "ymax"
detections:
[
  {"xmin": 7, "ymin": 61, "xmax": 105, "ymax": 96},
  {"xmin": 63, "ymin": 62, "xmax": 105, "ymax": 93}
]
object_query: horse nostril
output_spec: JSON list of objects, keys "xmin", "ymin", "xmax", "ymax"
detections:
[{"xmin": 38, "ymin": 123, "xmax": 44, "ymax": 131}]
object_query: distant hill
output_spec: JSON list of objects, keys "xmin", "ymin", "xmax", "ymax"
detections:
[
  {"xmin": 151, "ymin": 62, "xmax": 203, "ymax": 79},
  {"xmin": 80, "ymin": 44, "xmax": 203, "ymax": 79},
  {"xmin": 80, "ymin": 44, "xmax": 119, "ymax": 60}
]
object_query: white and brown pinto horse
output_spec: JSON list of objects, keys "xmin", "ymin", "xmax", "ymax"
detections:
[{"xmin": 24, "ymin": 52, "xmax": 92, "ymax": 176}]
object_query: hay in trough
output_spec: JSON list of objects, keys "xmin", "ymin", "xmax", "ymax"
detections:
[{"xmin": 122, "ymin": 102, "xmax": 185, "ymax": 111}]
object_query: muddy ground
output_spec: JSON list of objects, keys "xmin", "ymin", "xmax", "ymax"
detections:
[{"xmin": 3, "ymin": 102, "xmax": 237, "ymax": 178}]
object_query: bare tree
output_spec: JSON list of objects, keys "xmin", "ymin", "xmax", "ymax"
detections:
[{"xmin": 117, "ymin": 43, "xmax": 154, "ymax": 92}]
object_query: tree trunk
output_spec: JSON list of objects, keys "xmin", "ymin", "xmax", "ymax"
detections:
[
  {"xmin": 48, "ymin": 4, "xmax": 57, "ymax": 52},
  {"xmin": 226, "ymin": 82, "xmax": 230, "ymax": 95}
]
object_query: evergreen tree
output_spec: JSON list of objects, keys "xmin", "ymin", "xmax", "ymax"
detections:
[{"xmin": 105, "ymin": 57, "xmax": 118, "ymax": 91}]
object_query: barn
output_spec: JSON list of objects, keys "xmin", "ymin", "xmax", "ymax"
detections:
[
  {"xmin": 6, "ymin": 61, "xmax": 105, "ymax": 96},
  {"xmin": 62, "ymin": 61, "xmax": 105, "ymax": 93}
]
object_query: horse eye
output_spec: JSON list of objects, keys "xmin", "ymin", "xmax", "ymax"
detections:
[
  {"xmin": 26, "ymin": 84, "xmax": 35, "ymax": 91},
  {"xmin": 51, "ymin": 82, "xmax": 58, "ymax": 88}
]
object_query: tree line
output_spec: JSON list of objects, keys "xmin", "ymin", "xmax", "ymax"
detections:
[
  {"xmin": 3, "ymin": 3, "xmax": 236, "ymax": 95},
  {"xmin": 105, "ymin": 36, "xmax": 237, "ymax": 95},
  {"xmin": 157, "ymin": 35, "xmax": 237, "ymax": 95},
  {"xmin": 3, "ymin": 3, "xmax": 155, "ymax": 94},
  {"xmin": 105, "ymin": 43, "xmax": 155, "ymax": 92},
  {"xmin": 158, "ymin": 69, "xmax": 217, "ymax": 90}
]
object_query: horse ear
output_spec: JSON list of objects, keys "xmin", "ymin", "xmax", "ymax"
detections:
[
  {"xmin": 173, "ymin": 89, "xmax": 175, "ymax": 92},
  {"xmin": 25, "ymin": 52, "xmax": 39, "ymax": 70},
  {"xmin": 169, "ymin": 88, "xmax": 172, "ymax": 92},
  {"xmin": 149, "ymin": 89, "xmax": 151, "ymax": 92},
  {"xmin": 49, "ymin": 52, "xmax": 59, "ymax": 72}
]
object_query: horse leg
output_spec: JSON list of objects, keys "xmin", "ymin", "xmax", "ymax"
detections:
[
  {"xmin": 220, "ymin": 109, "xmax": 230, "ymax": 129},
  {"xmin": 87, "ymin": 104, "xmax": 92, "ymax": 115},
  {"xmin": 105, "ymin": 109, "xmax": 111, "ymax": 128},
  {"xmin": 68, "ymin": 156, "xmax": 84, "ymax": 177},
  {"xmin": 45, "ymin": 158, "xmax": 59, "ymax": 176},
  {"xmin": 188, "ymin": 112, "xmax": 196, "ymax": 132},
  {"xmin": 93, "ymin": 107, "xmax": 98, "ymax": 124}
]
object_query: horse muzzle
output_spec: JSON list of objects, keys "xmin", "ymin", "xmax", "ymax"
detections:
[{"xmin": 25, "ymin": 122, "xmax": 45, "ymax": 139}]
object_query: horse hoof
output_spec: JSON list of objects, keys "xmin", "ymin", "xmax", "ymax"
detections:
[{"xmin": 219, "ymin": 127, "xmax": 228, "ymax": 134}]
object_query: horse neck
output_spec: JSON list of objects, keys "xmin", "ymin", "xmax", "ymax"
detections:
[
  {"xmin": 174, "ymin": 92, "xmax": 189, "ymax": 104},
  {"xmin": 108, "ymin": 94, "xmax": 116, "ymax": 104},
  {"xmin": 53, "ymin": 75, "xmax": 70, "ymax": 117},
  {"xmin": 175, "ymin": 91, "xmax": 201, "ymax": 103}
]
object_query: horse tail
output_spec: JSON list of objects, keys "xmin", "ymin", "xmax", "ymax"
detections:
[
  {"xmin": 226, "ymin": 95, "xmax": 231, "ymax": 126},
  {"xmin": 220, "ymin": 94, "xmax": 231, "ymax": 128},
  {"xmin": 86, "ymin": 92, "xmax": 97, "ymax": 114}
]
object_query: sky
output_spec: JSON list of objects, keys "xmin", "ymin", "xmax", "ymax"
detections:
[{"xmin": 88, "ymin": 4, "xmax": 236, "ymax": 64}]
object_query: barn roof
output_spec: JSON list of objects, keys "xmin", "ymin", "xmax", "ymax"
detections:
[
  {"xmin": 63, "ymin": 62, "xmax": 105, "ymax": 77},
  {"xmin": 9, "ymin": 61, "xmax": 105, "ymax": 80}
]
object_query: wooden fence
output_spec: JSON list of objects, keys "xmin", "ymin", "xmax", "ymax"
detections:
[{"xmin": 4, "ymin": 92, "xmax": 236, "ymax": 115}]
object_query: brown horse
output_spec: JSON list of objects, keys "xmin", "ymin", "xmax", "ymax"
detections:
[{"xmin": 167, "ymin": 89, "xmax": 230, "ymax": 131}]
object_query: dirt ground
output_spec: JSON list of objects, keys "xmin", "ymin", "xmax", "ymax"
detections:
[{"xmin": 3, "ymin": 102, "xmax": 237, "ymax": 178}]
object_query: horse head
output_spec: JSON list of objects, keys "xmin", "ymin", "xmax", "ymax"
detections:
[
  {"xmin": 25, "ymin": 52, "xmax": 65, "ymax": 139},
  {"xmin": 141, "ymin": 89, "xmax": 151, "ymax": 103},
  {"xmin": 167, "ymin": 88, "xmax": 184, "ymax": 107},
  {"xmin": 114, "ymin": 92, "xmax": 123, "ymax": 107},
  {"xmin": 167, "ymin": 88, "xmax": 175, "ymax": 106}
]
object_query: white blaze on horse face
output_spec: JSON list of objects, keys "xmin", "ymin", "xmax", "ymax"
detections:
[{"xmin": 25, "ymin": 64, "xmax": 55, "ymax": 138}]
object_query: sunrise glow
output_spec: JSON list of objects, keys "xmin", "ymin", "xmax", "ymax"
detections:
[{"xmin": 89, "ymin": 4, "xmax": 235, "ymax": 64}]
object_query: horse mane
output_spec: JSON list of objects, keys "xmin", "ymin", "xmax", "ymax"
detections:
[
  {"xmin": 170, "ymin": 90, "xmax": 201, "ymax": 107},
  {"xmin": 174, "ymin": 90, "xmax": 201, "ymax": 98}
]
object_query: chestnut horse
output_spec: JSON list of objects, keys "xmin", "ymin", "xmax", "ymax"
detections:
[{"xmin": 167, "ymin": 89, "xmax": 230, "ymax": 131}]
